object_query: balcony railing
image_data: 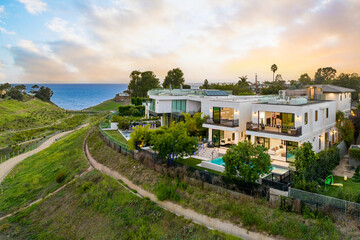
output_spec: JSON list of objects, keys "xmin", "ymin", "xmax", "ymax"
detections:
[
  {"xmin": 246, "ymin": 122, "xmax": 302, "ymax": 136},
  {"xmin": 205, "ymin": 118, "xmax": 239, "ymax": 127}
]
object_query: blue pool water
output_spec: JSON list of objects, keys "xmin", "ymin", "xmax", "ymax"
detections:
[
  {"xmin": 210, "ymin": 157, "xmax": 225, "ymax": 166},
  {"xmin": 210, "ymin": 157, "xmax": 288, "ymax": 174}
]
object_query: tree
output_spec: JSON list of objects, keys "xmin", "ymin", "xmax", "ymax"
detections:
[
  {"xmin": 298, "ymin": 73, "xmax": 312, "ymax": 86},
  {"xmin": 237, "ymin": 75, "xmax": 250, "ymax": 88},
  {"xmin": 127, "ymin": 70, "xmax": 160, "ymax": 98},
  {"xmin": 162, "ymin": 68, "xmax": 185, "ymax": 89},
  {"xmin": 7, "ymin": 87, "xmax": 23, "ymax": 101},
  {"xmin": 260, "ymin": 84, "xmax": 283, "ymax": 95},
  {"xmin": 223, "ymin": 141, "xmax": 271, "ymax": 183},
  {"xmin": 314, "ymin": 67, "xmax": 336, "ymax": 84},
  {"xmin": 271, "ymin": 64, "xmax": 278, "ymax": 81},
  {"xmin": 275, "ymin": 74, "xmax": 283, "ymax": 82},
  {"xmin": 35, "ymin": 86, "xmax": 53, "ymax": 102},
  {"xmin": 151, "ymin": 122, "xmax": 198, "ymax": 163},
  {"xmin": 338, "ymin": 118, "xmax": 355, "ymax": 147},
  {"xmin": 202, "ymin": 79, "xmax": 210, "ymax": 89},
  {"xmin": 15, "ymin": 84, "xmax": 26, "ymax": 93},
  {"xmin": 0, "ymin": 83, "xmax": 11, "ymax": 91},
  {"xmin": 182, "ymin": 112, "xmax": 207, "ymax": 137},
  {"xmin": 293, "ymin": 142, "xmax": 318, "ymax": 181},
  {"xmin": 332, "ymin": 73, "xmax": 360, "ymax": 100},
  {"xmin": 128, "ymin": 124, "xmax": 153, "ymax": 150}
]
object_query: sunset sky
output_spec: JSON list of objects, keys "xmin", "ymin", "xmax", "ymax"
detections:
[{"xmin": 0, "ymin": 0, "xmax": 359, "ymax": 84}]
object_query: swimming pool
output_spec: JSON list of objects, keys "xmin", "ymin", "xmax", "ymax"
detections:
[
  {"xmin": 210, "ymin": 157, "xmax": 225, "ymax": 166},
  {"xmin": 209, "ymin": 157, "xmax": 288, "ymax": 174}
]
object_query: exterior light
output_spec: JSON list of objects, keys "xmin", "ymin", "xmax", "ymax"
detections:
[
  {"xmin": 296, "ymin": 115, "xmax": 300, "ymax": 119},
  {"xmin": 253, "ymin": 112, "xmax": 257, "ymax": 115}
]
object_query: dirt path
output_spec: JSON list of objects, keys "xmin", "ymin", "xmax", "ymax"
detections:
[
  {"xmin": 84, "ymin": 137, "xmax": 275, "ymax": 240},
  {"xmin": 0, "ymin": 124, "xmax": 88, "ymax": 184}
]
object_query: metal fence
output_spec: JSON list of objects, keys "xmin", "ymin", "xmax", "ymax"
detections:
[
  {"xmin": 289, "ymin": 188, "xmax": 360, "ymax": 218},
  {"xmin": 98, "ymin": 127, "xmax": 133, "ymax": 155}
]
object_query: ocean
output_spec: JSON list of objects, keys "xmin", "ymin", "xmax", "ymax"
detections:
[{"xmin": 21, "ymin": 84, "xmax": 128, "ymax": 110}]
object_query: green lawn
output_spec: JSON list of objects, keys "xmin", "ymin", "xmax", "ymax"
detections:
[
  {"xmin": 86, "ymin": 99, "xmax": 128, "ymax": 111},
  {"xmin": 176, "ymin": 157, "xmax": 223, "ymax": 175},
  {"xmin": 318, "ymin": 176, "xmax": 360, "ymax": 202},
  {"xmin": 0, "ymin": 127, "xmax": 90, "ymax": 216},
  {"xmin": 104, "ymin": 130, "xmax": 128, "ymax": 145}
]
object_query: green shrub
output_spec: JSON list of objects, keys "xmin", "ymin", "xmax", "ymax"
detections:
[
  {"xmin": 118, "ymin": 105, "xmax": 145, "ymax": 117},
  {"xmin": 349, "ymin": 148, "xmax": 360, "ymax": 161},
  {"xmin": 55, "ymin": 171, "xmax": 66, "ymax": 183},
  {"xmin": 155, "ymin": 182, "xmax": 179, "ymax": 201}
]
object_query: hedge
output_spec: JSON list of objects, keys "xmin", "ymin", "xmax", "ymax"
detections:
[{"xmin": 349, "ymin": 148, "xmax": 360, "ymax": 161}]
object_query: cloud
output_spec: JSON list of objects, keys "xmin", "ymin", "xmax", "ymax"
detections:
[
  {"xmin": 18, "ymin": 39, "xmax": 40, "ymax": 53},
  {"xmin": 0, "ymin": 27, "xmax": 15, "ymax": 35},
  {"xmin": 18, "ymin": 0, "xmax": 47, "ymax": 14},
  {"xmin": 9, "ymin": 0, "xmax": 360, "ymax": 83},
  {"xmin": 0, "ymin": 6, "xmax": 4, "ymax": 13}
]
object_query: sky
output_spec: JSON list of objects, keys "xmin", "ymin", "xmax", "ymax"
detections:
[{"xmin": 0, "ymin": 0, "xmax": 359, "ymax": 84}]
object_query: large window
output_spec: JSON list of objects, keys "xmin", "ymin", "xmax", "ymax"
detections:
[
  {"xmin": 172, "ymin": 100, "xmax": 186, "ymax": 113},
  {"xmin": 213, "ymin": 107, "xmax": 220, "ymax": 124},
  {"xmin": 281, "ymin": 113, "xmax": 295, "ymax": 133},
  {"xmin": 304, "ymin": 112, "xmax": 308, "ymax": 125},
  {"xmin": 326, "ymin": 108, "xmax": 329, "ymax": 118},
  {"xmin": 315, "ymin": 110, "xmax": 318, "ymax": 121},
  {"xmin": 150, "ymin": 99, "xmax": 155, "ymax": 111}
]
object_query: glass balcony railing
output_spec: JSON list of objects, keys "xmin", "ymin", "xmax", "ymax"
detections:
[
  {"xmin": 205, "ymin": 118, "xmax": 239, "ymax": 127},
  {"xmin": 246, "ymin": 122, "xmax": 302, "ymax": 136}
]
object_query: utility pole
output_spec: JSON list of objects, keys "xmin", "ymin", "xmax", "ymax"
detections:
[{"xmin": 255, "ymin": 73, "xmax": 258, "ymax": 94}]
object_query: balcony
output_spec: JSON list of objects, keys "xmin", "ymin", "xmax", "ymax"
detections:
[
  {"xmin": 205, "ymin": 118, "xmax": 239, "ymax": 127},
  {"xmin": 246, "ymin": 122, "xmax": 302, "ymax": 137}
]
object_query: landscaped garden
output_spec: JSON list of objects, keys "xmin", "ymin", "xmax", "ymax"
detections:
[
  {"xmin": 318, "ymin": 174, "xmax": 360, "ymax": 202},
  {"xmin": 104, "ymin": 130, "xmax": 128, "ymax": 145}
]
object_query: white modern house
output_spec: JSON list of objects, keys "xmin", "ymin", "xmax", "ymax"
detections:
[
  {"xmin": 146, "ymin": 85, "xmax": 353, "ymax": 169},
  {"xmin": 246, "ymin": 96, "xmax": 337, "ymax": 166},
  {"xmin": 305, "ymin": 85, "xmax": 354, "ymax": 117}
]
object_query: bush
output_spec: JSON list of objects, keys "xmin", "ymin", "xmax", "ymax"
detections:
[
  {"xmin": 155, "ymin": 182, "xmax": 179, "ymax": 201},
  {"xmin": 118, "ymin": 105, "xmax": 145, "ymax": 117},
  {"xmin": 349, "ymin": 148, "xmax": 360, "ymax": 161},
  {"xmin": 55, "ymin": 171, "xmax": 66, "ymax": 183}
]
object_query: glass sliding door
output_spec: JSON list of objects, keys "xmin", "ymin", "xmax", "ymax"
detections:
[
  {"xmin": 255, "ymin": 137, "xmax": 270, "ymax": 149},
  {"xmin": 281, "ymin": 113, "xmax": 295, "ymax": 133},
  {"xmin": 212, "ymin": 130, "xmax": 220, "ymax": 147},
  {"xmin": 286, "ymin": 141, "xmax": 297, "ymax": 162},
  {"xmin": 213, "ymin": 107, "xmax": 221, "ymax": 124}
]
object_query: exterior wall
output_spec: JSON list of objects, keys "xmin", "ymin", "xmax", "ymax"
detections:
[
  {"xmin": 324, "ymin": 92, "xmax": 352, "ymax": 116},
  {"xmin": 249, "ymin": 101, "xmax": 337, "ymax": 153},
  {"xmin": 186, "ymin": 100, "xmax": 201, "ymax": 113}
]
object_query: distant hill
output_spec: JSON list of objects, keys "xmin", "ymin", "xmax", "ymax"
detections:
[
  {"xmin": 86, "ymin": 98, "xmax": 129, "ymax": 112},
  {"xmin": 0, "ymin": 98, "xmax": 68, "ymax": 131}
]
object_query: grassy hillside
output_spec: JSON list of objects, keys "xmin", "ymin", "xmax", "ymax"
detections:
[
  {"xmin": 0, "ymin": 98, "xmax": 68, "ymax": 131},
  {"xmin": 0, "ymin": 127, "xmax": 90, "ymax": 216},
  {"xmin": 86, "ymin": 99, "xmax": 129, "ymax": 112},
  {"xmin": 0, "ymin": 126, "xmax": 235, "ymax": 239},
  {"xmin": 0, "ymin": 171, "xmax": 236, "ymax": 239}
]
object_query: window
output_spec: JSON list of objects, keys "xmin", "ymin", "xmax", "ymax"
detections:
[
  {"xmin": 315, "ymin": 110, "xmax": 318, "ymax": 121},
  {"xmin": 232, "ymin": 133, "xmax": 235, "ymax": 140},
  {"xmin": 340, "ymin": 94, "xmax": 342, "ymax": 101},
  {"xmin": 319, "ymin": 137, "xmax": 321, "ymax": 149},
  {"xmin": 326, "ymin": 108, "xmax": 329, "ymax": 118},
  {"xmin": 172, "ymin": 100, "xmax": 186, "ymax": 113},
  {"xmin": 304, "ymin": 112, "xmax": 308, "ymax": 125},
  {"xmin": 318, "ymin": 88, "xmax": 322, "ymax": 92}
]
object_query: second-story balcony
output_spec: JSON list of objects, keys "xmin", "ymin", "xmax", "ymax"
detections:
[
  {"xmin": 246, "ymin": 122, "xmax": 302, "ymax": 136},
  {"xmin": 205, "ymin": 118, "xmax": 239, "ymax": 127}
]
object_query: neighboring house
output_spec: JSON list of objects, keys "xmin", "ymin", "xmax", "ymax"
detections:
[
  {"xmin": 306, "ymin": 85, "xmax": 354, "ymax": 116},
  {"xmin": 114, "ymin": 92, "xmax": 130, "ymax": 102},
  {"xmin": 246, "ymin": 96, "xmax": 337, "ymax": 165}
]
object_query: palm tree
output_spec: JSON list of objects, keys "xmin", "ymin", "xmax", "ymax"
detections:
[
  {"xmin": 271, "ymin": 64, "xmax": 278, "ymax": 81},
  {"xmin": 237, "ymin": 75, "xmax": 250, "ymax": 88}
]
